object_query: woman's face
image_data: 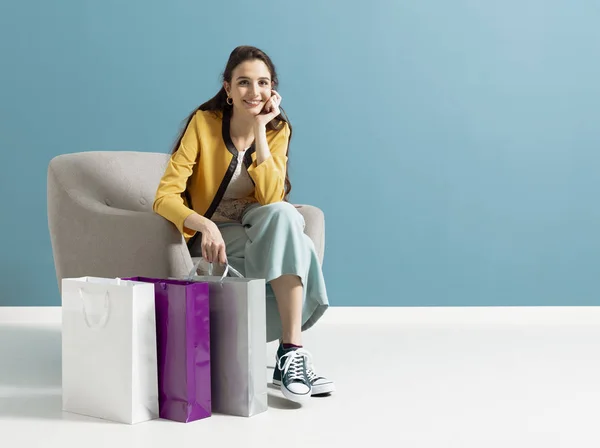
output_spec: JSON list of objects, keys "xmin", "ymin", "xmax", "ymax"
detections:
[{"xmin": 225, "ymin": 59, "xmax": 273, "ymax": 116}]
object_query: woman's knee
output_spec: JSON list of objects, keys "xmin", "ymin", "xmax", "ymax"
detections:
[{"xmin": 261, "ymin": 202, "xmax": 304, "ymax": 226}]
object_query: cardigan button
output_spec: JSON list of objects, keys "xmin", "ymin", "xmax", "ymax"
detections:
[
  {"xmin": 105, "ymin": 199, "xmax": 112, "ymax": 206},
  {"xmin": 139, "ymin": 198, "xmax": 147, "ymax": 206}
]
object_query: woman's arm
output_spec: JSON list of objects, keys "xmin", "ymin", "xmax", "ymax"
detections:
[
  {"xmin": 183, "ymin": 212, "xmax": 211, "ymax": 233},
  {"xmin": 247, "ymin": 90, "xmax": 289, "ymax": 204},
  {"xmin": 153, "ymin": 112, "xmax": 202, "ymax": 238},
  {"xmin": 184, "ymin": 212, "xmax": 227, "ymax": 264},
  {"xmin": 253, "ymin": 123, "xmax": 271, "ymax": 166},
  {"xmin": 247, "ymin": 122, "xmax": 289, "ymax": 204}
]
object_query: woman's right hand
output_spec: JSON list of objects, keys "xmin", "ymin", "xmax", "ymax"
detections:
[{"xmin": 199, "ymin": 220, "xmax": 227, "ymax": 265}]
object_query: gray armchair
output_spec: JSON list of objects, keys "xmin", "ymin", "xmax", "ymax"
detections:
[{"xmin": 47, "ymin": 151, "xmax": 325, "ymax": 289}]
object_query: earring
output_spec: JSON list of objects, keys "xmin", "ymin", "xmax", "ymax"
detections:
[{"xmin": 226, "ymin": 97, "xmax": 233, "ymax": 106}]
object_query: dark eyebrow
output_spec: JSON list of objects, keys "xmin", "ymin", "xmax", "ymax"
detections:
[{"xmin": 236, "ymin": 76, "xmax": 271, "ymax": 81}]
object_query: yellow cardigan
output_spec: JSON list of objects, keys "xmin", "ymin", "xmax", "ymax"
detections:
[{"xmin": 153, "ymin": 108, "xmax": 290, "ymax": 241}]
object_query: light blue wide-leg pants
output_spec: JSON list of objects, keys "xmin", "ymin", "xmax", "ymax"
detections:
[{"xmin": 194, "ymin": 202, "xmax": 329, "ymax": 342}]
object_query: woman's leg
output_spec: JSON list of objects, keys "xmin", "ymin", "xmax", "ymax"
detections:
[
  {"xmin": 214, "ymin": 218, "xmax": 306, "ymax": 348},
  {"xmin": 241, "ymin": 202, "xmax": 334, "ymax": 403},
  {"xmin": 270, "ymin": 274, "xmax": 303, "ymax": 346},
  {"xmin": 242, "ymin": 202, "xmax": 329, "ymax": 343}
]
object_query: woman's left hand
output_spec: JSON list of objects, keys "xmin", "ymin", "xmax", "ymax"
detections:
[{"xmin": 254, "ymin": 90, "xmax": 282, "ymax": 128}]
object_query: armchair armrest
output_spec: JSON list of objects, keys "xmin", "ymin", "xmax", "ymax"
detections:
[{"xmin": 294, "ymin": 204, "xmax": 325, "ymax": 264}]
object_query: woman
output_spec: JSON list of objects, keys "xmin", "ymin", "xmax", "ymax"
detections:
[{"xmin": 153, "ymin": 46, "xmax": 334, "ymax": 404}]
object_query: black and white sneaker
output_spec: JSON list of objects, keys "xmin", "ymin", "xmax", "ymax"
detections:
[
  {"xmin": 273, "ymin": 345, "xmax": 335, "ymax": 397},
  {"xmin": 306, "ymin": 365, "xmax": 335, "ymax": 396},
  {"xmin": 273, "ymin": 346, "xmax": 312, "ymax": 403}
]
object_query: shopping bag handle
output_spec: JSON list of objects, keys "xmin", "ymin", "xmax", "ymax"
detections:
[
  {"xmin": 78, "ymin": 288, "xmax": 110, "ymax": 329},
  {"xmin": 187, "ymin": 259, "xmax": 244, "ymax": 282}
]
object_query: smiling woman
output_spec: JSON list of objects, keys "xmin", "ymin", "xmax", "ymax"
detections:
[
  {"xmin": 229, "ymin": 66, "xmax": 276, "ymax": 113},
  {"xmin": 152, "ymin": 45, "xmax": 335, "ymax": 404},
  {"xmin": 171, "ymin": 47, "xmax": 293, "ymax": 202}
]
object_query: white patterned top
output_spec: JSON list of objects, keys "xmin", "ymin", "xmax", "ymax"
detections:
[{"xmin": 211, "ymin": 149, "xmax": 256, "ymax": 223}]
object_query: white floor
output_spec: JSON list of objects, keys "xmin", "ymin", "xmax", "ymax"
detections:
[{"xmin": 1, "ymin": 307, "xmax": 600, "ymax": 448}]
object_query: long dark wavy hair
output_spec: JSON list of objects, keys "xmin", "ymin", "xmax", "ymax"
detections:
[{"xmin": 170, "ymin": 46, "xmax": 293, "ymax": 201}]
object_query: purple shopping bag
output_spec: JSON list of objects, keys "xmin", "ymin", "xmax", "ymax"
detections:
[{"xmin": 124, "ymin": 277, "xmax": 210, "ymax": 423}]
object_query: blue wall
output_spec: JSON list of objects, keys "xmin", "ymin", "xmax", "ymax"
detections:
[{"xmin": 1, "ymin": 1, "xmax": 599, "ymax": 306}]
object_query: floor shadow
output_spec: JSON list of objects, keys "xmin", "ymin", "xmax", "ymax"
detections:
[
  {"xmin": 311, "ymin": 392, "xmax": 333, "ymax": 398},
  {"xmin": 0, "ymin": 394, "xmax": 64, "ymax": 420},
  {"xmin": 0, "ymin": 325, "xmax": 61, "ymax": 389},
  {"xmin": 0, "ymin": 393, "xmax": 138, "ymax": 424},
  {"xmin": 267, "ymin": 392, "xmax": 301, "ymax": 410}
]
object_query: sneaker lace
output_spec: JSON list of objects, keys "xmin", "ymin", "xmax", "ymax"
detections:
[
  {"xmin": 278, "ymin": 348, "xmax": 312, "ymax": 383},
  {"xmin": 306, "ymin": 366, "xmax": 317, "ymax": 382}
]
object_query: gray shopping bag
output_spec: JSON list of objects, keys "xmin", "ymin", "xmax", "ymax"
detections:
[{"xmin": 184, "ymin": 261, "xmax": 268, "ymax": 417}]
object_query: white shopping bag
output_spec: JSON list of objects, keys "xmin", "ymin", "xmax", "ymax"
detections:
[{"xmin": 61, "ymin": 276, "xmax": 159, "ymax": 424}]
